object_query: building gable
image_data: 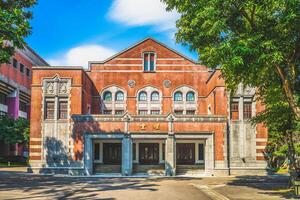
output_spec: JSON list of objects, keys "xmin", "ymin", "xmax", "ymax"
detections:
[{"xmin": 88, "ymin": 38, "xmax": 207, "ymax": 72}]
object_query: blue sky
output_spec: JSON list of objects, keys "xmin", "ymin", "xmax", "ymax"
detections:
[{"xmin": 26, "ymin": 0, "xmax": 198, "ymax": 68}]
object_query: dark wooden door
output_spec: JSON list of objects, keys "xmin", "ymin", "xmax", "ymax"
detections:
[
  {"xmin": 139, "ymin": 143, "xmax": 159, "ymax": 164},
  {"xmin": 176, "ymin": 143, "xmax": 195, "ymax": 164},
  {"xmin": 103, "ymin": 143, "xmax": 122, "ymax": 164}
]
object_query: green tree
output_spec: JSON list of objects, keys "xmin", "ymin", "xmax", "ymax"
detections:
[
  {"xmin": 0, "ymin": 0, "xmax": 36, "ymax": 64},
  {"xmin": 0, "ymin": 115, "xmax": 29, "ymax": 144},
  {"xmin": 162, "ymin": 0, "xmax": 300, "ymax": 119},
  {"xmin": 251, "ymin": 72, "xmax": 300, "ymax": 171}
]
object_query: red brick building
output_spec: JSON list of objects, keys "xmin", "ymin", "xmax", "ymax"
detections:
[
  {"xmin": 0, "ymin": 46, "xmax": 48, "ymax": 157},
  {"xmin": 29, "ymin": 38, "xmax": 268, "ymax": 176}
]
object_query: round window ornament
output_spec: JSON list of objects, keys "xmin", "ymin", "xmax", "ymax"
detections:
[
  {"xmin": 128, "ymin": 80, "xmax": 136, "ymax": 88},
  {"xmin": 163, "ymin": 80, "xmax": 171, "ymax": 88}
]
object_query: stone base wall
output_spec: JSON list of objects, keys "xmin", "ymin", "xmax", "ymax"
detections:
[
  {"xmin": 133, "ymin": 164, "xmax": 165, "ymax": 175},
  {"xmin": 27, "ymin": 167, "xmax": 85, "ymax": 175},
  {"xmin": 94, "ymin": 164, "xmax": 121, "ymax": 173}
]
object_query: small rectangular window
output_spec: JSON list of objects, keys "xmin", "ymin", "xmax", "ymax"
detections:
[
  {"xmin": 132, "ymin": 143, "xmax": 136, "ymax": 161},
  {"xmin": 143, "ymin": 53, "xmax": 149, "ymax": 71},
  {"xmin": 45, "ymin": 100, "xmax": 55, "ymax": 119},
  {"xmin": 13, "ymin": 59, "xmax": 18, "ymax": 68},
  {"xmin": 103, "ymin": 110, "xmax": 112, "ymax": 115},
  {"xmin": 243, "ymin": 102, "xmax": 252, "ymax": 120},
  {"xmin": 143, "ymin": 52, "xmax": 155, "ymax": 72},
  {"xmin": 198, "ymin": 143, "xmax": 204, "ymax": 160},
  {"xmin": 162, "ymin": 143, "xmax": 165, "ymax": 161},
  {"xmin": 138, "ymin": 110, "xmax": 148, "ymax": 115},
  {"xmin": 94, "ymin": 143, "xmax": 100, "ymax": 160},
  {"xmin": 26, "ymin": 68, "xmax": 31, "ymax": 77},
  {"xmin": 0, "ymin": 92, "xmax": 7, "ymax": 105},
  {"xmin": 20, "ymin": 63, "xmax": 25, "ymax": 73},
  {"xmin": 19, "ymin": 101, "xmax": 27, "ymax": 112},
  {"xmin": 150, "ymin": 110, "xmax": 160, "ymax": 115},
  {"xmin": 150, "ymin": 53, "xmax": 155, "ymax": 71},
  {"xmin": 115, "ymin": 110, "xmax": 124, "ymax": 115},
  {"xmin": 186, "ymin": 110, "xmax": 195, "ymax": 115},
  {"xmin": 230, "ymin": 102, "xmax": 239, "ymax": 120},
  {"xmin": 174, "ymin": 110, "xmax": 183, "ymax": 115},
  {"xmin": 58, "ymin": 101, "xmax": 68, "ymax": 119}
]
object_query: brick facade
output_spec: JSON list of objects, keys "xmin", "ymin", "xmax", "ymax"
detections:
[{"xmin": 29, "ymin": 38, "xmax": 268, "ymax": 176}]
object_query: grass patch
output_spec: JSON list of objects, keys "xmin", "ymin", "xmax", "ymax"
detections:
[{"xmin": 0, "ymin": 162, "xmax": 27, "ymax": 167}]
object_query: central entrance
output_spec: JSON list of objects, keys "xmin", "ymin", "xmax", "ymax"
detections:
[
  {"xmin": 103, "ymin": 143, "xmax": 122, "ymax": 164},
  {"xmin": 139, "ymin": 143, "xmax": 159, "ymax": 164},
  {"xmin": 176, "ymin": 143, "xmax": 195, "ymax": 164},
  {"xmin": 132, "ymin": 139, "xmax": 165, "ymax": 175}
]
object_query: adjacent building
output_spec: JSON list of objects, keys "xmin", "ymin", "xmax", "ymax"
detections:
[
  {"xmin": 0, "ymin": 46, "xmax": 48, "ymax": 156},
  {"xmin": 29, "ymin": 38, "xmax": 268, "ymax": 176}
]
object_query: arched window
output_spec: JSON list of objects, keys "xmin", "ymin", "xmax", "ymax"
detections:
[
  {"xmin": 186, "ymin": 91, "xmax": 195, "ymax": 101},
  {"xmin": 138, "ymin": 91, "xmax": 147, "ymax": 101},
  {"xmin": 103, "ymin": 91, "xmax": 112, "ymax": 101},
  {"xmin": 151, "ymin": 92, "xmax": 159, "ymax": 101},
  {"xmin": 115, "ymin": 91, "xmax": 124, "ymax": 101},
  {"xmin": 174, "ymin": 91, "xmax": 183, "ymax": 101}
]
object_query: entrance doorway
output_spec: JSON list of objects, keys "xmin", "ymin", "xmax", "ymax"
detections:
[
  {"xmin": 103, "ymin": 143, "xmax": 122, "ymax": 164},
  {"xmin": 176, "ymin": 143, "xmax": 195, "ymax": 164},
  {"xmin": 93, "ymin": 141, "xmax": 122, "ymax": 173},
  {"xmin": 139, "ymin": 143, "xmax": 159, "ymax": 165}
]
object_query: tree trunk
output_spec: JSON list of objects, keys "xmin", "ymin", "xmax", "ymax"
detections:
[
  {"xmin": 287, "ymin": 130, "xmax": 297, "ymax": 171},
  {"xmin": 275, "ymin": 65, "xmax": 300, "ymax": 120}
]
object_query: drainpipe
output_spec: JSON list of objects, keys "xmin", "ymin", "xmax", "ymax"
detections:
[{"xmin": 227, "ymin": 120, "xmax": 231, "ymax": 176}]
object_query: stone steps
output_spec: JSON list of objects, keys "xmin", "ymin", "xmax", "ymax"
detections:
[{"xmin": 176, "ymin": 165, "xmax": 205, "ymax": 175}]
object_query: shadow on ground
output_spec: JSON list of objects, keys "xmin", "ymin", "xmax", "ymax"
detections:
[
  {"xmin": 226, "ymin": 175, "xmax": 295, "ymax": 199},
  {"xmin": 0, "ymin": 171, "xmax": 200, "ymax": 199}
]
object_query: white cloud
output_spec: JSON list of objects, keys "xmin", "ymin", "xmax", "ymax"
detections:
[
  {"xmin": 47, "ymin": 44, "xmax": 116, "ymax": 68},
  {"xmin": 108, "ymin": 0, "xmax": 179, "ymax": 31}
]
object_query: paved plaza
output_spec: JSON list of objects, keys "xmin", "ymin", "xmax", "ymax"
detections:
[{"xmin": 0, "ymin": 168, "xmax": 295, "ymax": 200}]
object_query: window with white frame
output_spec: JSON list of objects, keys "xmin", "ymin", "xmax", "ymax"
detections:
[
  {"xmin": 186, "ymin": 91, "xmax": 195, "ymax": 101},
  {"xmin": 151, "ymin": 91, "xmax": 159, "ymax": 101},
  {"xmin": 43, "ymin": 77, "xmax": 70, "ymax": 120},
  {"xmin": 136, "ymin": 86, "xmax": 162, "ymax": 115},
  {"xmin": 103, "ymin": 91, "xmax": 112, "ymax": 101},
  {"xmin": 115, "ymin": 91, "xmax": 124, "ymax": 101},
  {"xmin": 101, "ymin": 86, "xmax": 127, "ymax": 115},
  {"xmin": 173, "ymin": 86, "xmax": 198, "ymax": 115},
  {"xmin": 143, "ymin": 52, "xmax": 156, "ymax": 72},
  {"xmin": 138, "ymin": 91, "xmax": 147, "ymax": 101},
  {"xmin": 174, "ymin": 91, "xmax": 183, "ymax": 101}
]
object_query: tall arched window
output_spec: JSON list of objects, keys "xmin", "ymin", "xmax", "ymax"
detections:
[
  {"xmin": 115, "ymin": 91, "xmax": 124, "ymax": 101},
  {"xmin": 174, "ymin": 91, "xmax": 183, "ymax": 101},
  {"xmin": 103, "ymin": 91, "xmax": 112, "ymax": 101},
  {"xmin": 138, "ymin": 91, "xmax": 147, "ymax": 101},
  {"xmin": 151, "ymin": 92, "xmax": 159, "ymax": 101},
  {"xmin": 186, "ymin": 91, "xmax": 195, "ymax": 101}
]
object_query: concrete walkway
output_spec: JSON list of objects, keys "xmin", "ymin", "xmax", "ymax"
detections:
[{"xmin": 0, "ymin": 168, "xmax": 295, "ymax": 200}]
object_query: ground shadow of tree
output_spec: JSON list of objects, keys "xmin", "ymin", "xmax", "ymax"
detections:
[
  {"xmin": 44, "ymin": 137, "xmax": 76, "ymax": 168},
  {"xmin": 226, "ymin": 175, "xmax": 295, "ymax": 199}
]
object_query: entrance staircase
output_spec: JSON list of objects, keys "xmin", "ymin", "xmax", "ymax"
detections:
[{"xmin": 176, "ymin": 165, "xmax": 205, "ymax": 175}]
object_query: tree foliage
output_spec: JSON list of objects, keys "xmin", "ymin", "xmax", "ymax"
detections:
[
  {"xmin": 0, "ymin": 0, "xmax": 36, "ymax": 64},
  {"xmin": 162, "ymin": 0, "xmax": 300, "ymax": 119},
  {"xmin": 0, "ymin": 115, "xmax": 29, "ymax": 144}
]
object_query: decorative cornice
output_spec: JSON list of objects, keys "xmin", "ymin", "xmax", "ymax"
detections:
[{"xmin": 71, "ymin": 114, "xmax": 227, "ymax": 123}]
